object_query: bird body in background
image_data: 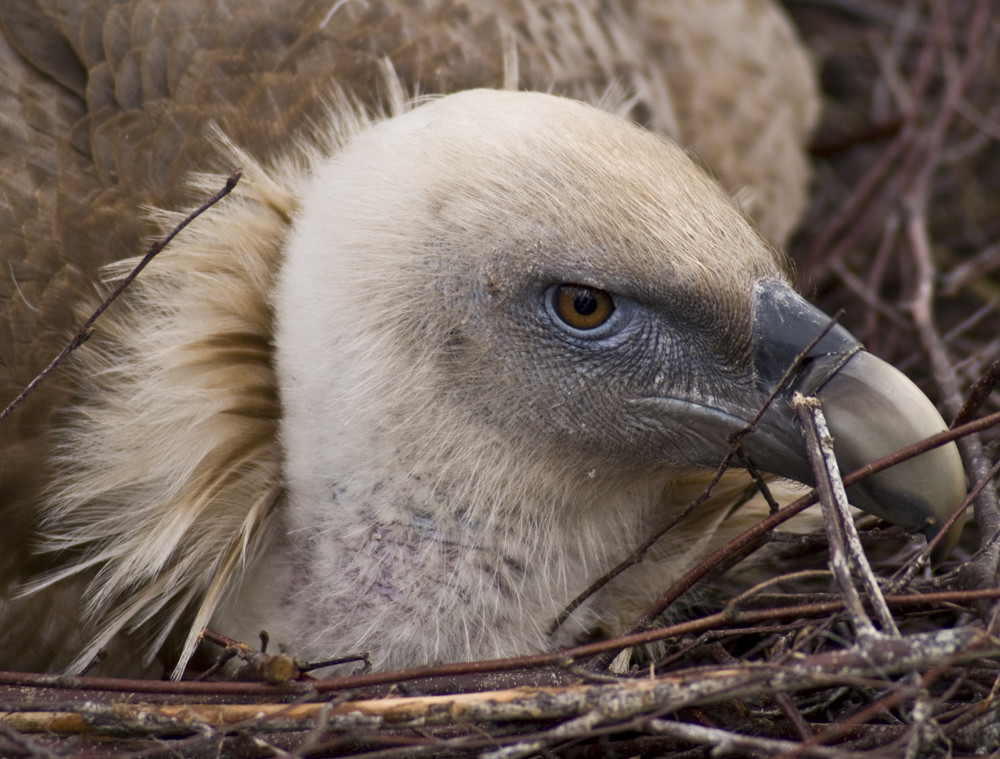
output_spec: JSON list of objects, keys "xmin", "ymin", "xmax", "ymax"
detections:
[{"xmin": 0, "ymin": 1, "xmax": 965, "ymax": 678}]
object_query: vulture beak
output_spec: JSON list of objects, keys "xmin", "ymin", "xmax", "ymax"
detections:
[
  {"xmin": 668, "ymin": 279, "xmax": 966, "ymax": 552},
  {"xmin": 737, "ymin": 280, "xmax": 966, "ymax": 552}
]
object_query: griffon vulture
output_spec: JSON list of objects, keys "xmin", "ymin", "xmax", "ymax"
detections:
[{"xmin": 0, "ymin": 1, "xmax": 965, "ymax": 678}]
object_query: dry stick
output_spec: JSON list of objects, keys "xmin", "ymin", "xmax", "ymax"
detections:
[
  {"xmin": 2, "ymin": 627, "xmax": 995, "ymax": 740},
  {"xmin": 941, "ymin": 243, "xmax": 1000, "ymax": 297},
  {"xmin": 551, "ymin": 314, "xmax": 847, "ymax": 636},
  {"xmin": 830, "ymin": 255, "xmax": 908, "ymax": 333},
  {"xmin": 0, "ymin": 722, "xmax": 54, "ymax": 759},
  {"xmin": 805, "ymin": 136, "xmax": 909, "ymax": 287},
  {"xmin": 793, "ymin": 394, "xmax": 898, "ymax": 638},
  {"xmin": 3, "ymin": 588, "xmax": 999, "ymax": 702},
  {"xmin": 773, "ymin": 689, "xmax": 815, "ymax": 743},
  {"xmin": 0, "ymin": 170, "xmax": 243, "ymax": 426},
  {"xmin": 953, "ymin": 356, "xmax": 1000, "ymax": 428},
  {"xmin": 889, "ymin": 453, "xmax": 1000, "ymax": 593},
  {"xmin": 775, "ymin": 679, "xmax": 923, "ymax": 759},
  {"xmin": 775, "ymin": 624, "xmax": 984, "ymax": 759},
  {"xmin": 482, "ymin": 709, "xmax": 606, "ymax": 759},
  {"xmin": 805, "ymin": 0, "xmax": 958, "ymax": 302},
  {"xmin": 938, "ymin": 301, "xmax": 1000, "ymax": 369},
  {"xmin": 904, "ymin": 691, "xmax": 936, "ymax": 759},
  {"xmin": 809, "ymin": 114, "xmax": 905, "ymax": 158},
  {"xmin": 802, "ymin": 2, "xmax": 940, "ymax": 287},
  {"xmin": 772, "ymin": 13, "xmax": 1000, "ymax": 751},
  {"xmin": 648, "ymin": 720, "xmax": 855, "ymax": 759},
  {"xmin": 547, "ymin": 466, "xmax": 729, "ymax": 634},
  {"xmin": 790, "ymin": 398, "xmax": 937, "ymax": 759},
  {"xmin": 938, "ymin": 668, "xmax": 1000, "ymax": 738},
  {"xmin": 199, "ymin": 628, "xmax": 370, "ymax": 684},
  {"xmin": 351, "ymin": 666, "xmax": 926, "ymax": 759}
]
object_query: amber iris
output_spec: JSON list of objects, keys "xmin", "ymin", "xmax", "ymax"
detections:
[{"xmin": 553, "ymin": 285, "xmax": 615, "ymax": 330}]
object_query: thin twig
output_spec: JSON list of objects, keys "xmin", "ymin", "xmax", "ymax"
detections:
[
  {"xmin": 953, "ymin": 357, "xmax": 1000, "ymax": 427},
  {"xmin": 889, "ymin": 455, "xmax": 1000, "ymax": 592},
  {"xmin": 0, "ymin": 170, "xmax": 242, "ymax": 425},
  {"xmin": 649, "ymin": 719, "xmax": 855, "ymax": 759}
]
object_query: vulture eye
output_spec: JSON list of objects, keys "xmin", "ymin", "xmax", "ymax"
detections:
[{"xmin": 548, "ymin": 284, "xmax": 616, "ymax": 332}]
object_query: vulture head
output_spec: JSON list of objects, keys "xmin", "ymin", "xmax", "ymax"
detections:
[
  {"xmin": 220, "ymin": 90, "xmax": 965, "ymax": 670},
  {"xmin": 27, "ymin": 89, "xmax": 964, "ymax": 676}
]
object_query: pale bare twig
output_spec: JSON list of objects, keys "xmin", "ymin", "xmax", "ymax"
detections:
[{"xmin": 794, "ymin": 394, "xmax": 899, "ymax": 637}]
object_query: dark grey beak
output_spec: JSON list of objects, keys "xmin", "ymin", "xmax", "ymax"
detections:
[{"xmin": 741, "ymin": 281, "xmax": 966, "ymax": 553}]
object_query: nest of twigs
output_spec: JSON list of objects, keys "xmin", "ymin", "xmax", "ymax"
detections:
[{"xmin": 3, "ymin": 1, "xmax": 1000, "ymax": 757}]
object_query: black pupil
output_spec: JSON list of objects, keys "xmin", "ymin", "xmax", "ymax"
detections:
[{"xmin": 573, "ymin": 289, "xmax": 598, "ymax": 315}]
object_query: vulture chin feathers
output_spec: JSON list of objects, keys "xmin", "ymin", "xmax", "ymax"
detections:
[{"xmin": 0, "ymin": 1, "xmax": 966, "ymax": 678}]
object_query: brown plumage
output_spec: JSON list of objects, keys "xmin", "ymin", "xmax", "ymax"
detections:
[{"xmin": 0, "ymin": 1, "xmax": 962, "ymax": 678}]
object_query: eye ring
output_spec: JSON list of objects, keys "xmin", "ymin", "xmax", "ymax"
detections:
[{"xmin": 549, "ymin": 284, "xmax": 616, "ymax": 331}]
